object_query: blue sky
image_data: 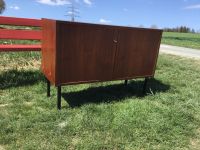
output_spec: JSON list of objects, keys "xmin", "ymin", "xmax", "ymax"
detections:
[{"xmin": 2, "ymin": 0, "xmax": 200, "ymax": 30}]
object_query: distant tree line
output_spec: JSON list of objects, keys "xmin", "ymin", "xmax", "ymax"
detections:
[
  {"xmin": 163, "ymin": 26, "xmax": 196, "ymax": 33},
  {"xmin": 140, "ymin": 25, "xmax": 198, "ymax": 33}
]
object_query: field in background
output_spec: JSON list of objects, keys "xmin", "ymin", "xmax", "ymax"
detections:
[
  {"xmin": 162, "ymin": 32, "xmax": 200, "ymax": 50},
  {"xmin": 0, "ymin": 52, "xmax": 200, "ymax": 149}
]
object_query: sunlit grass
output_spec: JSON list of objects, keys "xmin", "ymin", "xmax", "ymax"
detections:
[
  {"xmin": 162, "ymin": 32, "xmax": 200, "ymax": 50},
  {"xmin": 0, "ymin": 52, "xmax": 200, "ymax": 149}
]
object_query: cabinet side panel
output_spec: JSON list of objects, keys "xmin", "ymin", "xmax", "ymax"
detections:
[
  {"xmin": 56, "ymin": 22, "xmax": 117, "ymax": 84},
  {"xmin": 41, "ymin": 19, "xmax": 56, "ymax": 84},
  {"xmin": 113, "ymin": 28, "xmax": 162, "ymax": 79}
]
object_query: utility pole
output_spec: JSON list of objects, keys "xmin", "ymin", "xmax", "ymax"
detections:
[
  {"xmin": 65, "ymin": 2, "xmax": 79, "ymax": 22},
  {"xmin": 0, "ymin": 0, "xmax": 6, "ymax": 14}
]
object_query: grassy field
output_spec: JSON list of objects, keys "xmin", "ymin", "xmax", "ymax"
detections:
[
  {"xmin": 1, "ymin": 52, "xmax": 200, "ymax": 150},
  {"xmin": 162, "ymin": 32, "xmax": 200, "ymax": 50}
]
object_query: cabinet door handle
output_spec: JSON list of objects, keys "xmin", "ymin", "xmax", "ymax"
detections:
[{"xmin": 113, "ymin": 40, "xmax": 118, "ymax": 43}]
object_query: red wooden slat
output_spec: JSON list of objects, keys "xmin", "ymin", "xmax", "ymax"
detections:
[
  {"xmin": 0, "ymin": 29, "xmax": 42, "ymax": 40},
  {"xmin": 0, "ymin": 44, "xmax": 41, "ymax": 52},
  {"xmin": 0, "ymin": 16, "xmax": 41, "ymax": 27}
]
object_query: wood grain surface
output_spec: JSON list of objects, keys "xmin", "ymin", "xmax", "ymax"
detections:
[{"xmin": 41, "ymin": 19, "xmax": 162, "ymax": 86}]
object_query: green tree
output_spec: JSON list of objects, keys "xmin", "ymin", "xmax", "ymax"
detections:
[{"xmin": 0, "ymin": 0, "xmax": 5, "ymax": 14}]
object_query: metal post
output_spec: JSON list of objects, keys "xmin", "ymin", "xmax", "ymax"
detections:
[
  {"xmin": 143, "ymin": 77, "xmax": 149, "ymax": 94},
  {"xmin": 46, "ymin": 78, "xmax": 50, "ymax": 97},
  {"xmin": 124, "ymin": 80, "xmax": 128, "ymax": 85},
  {"xmin": 57, "ymin": 86, "xmax": 62, "ymax": 110}
]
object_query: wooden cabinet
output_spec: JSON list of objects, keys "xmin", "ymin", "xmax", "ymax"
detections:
[
  {"xmin": 41, "ymin": 19, "xmax": 162, "ymax": 109},
  {"xmin": 42, "ymin": 19, "xmax": 162, "ymax": 86}
]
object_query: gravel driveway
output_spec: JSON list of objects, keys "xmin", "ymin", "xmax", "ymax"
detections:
[{"xmin": 160, "ymin": 44, "xmax": 200, "ymax": 59}]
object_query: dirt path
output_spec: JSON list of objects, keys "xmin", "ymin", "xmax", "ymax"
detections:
[{"xmin": 160, "ymin": 44, "xmax": 200, "ymax": 59}]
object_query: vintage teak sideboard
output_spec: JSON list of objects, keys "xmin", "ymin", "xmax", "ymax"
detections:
[{"xmin": 41, "ymin": 19, "xmax": 163, "ymax": 109}]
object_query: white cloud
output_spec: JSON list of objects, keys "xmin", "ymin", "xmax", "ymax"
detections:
[
  {"xmin": 10, "ymin": 6, "xmax": 20, "ymax": 10},
  {"xmin": 83, "ymin": 0, "xmax": 92, "ymax": 5},
  {"xmin": 184, "ymin": 4, "xmax": 200, "ymax": 9},
  {"xmin": 99, "ymin": 18, "xmax": 111, "ymax": 24},
  {"xmin": 36, "ymin": 0, "xmax": 71, "ymax": 6},
  {"xmin": 37, "ymin": 0, "xmax": 93, "ymax": 6},
  {"xmin": 68, "ymin": 11, "xmax": 73, "ymax": 14}
]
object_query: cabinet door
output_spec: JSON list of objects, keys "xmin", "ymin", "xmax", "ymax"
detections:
[
  {"xmin": 56, "ymin": 22, "xmax": 117, "ymax": 84},
  {"xmin": 113, "ymin": 28, "xmax": 162, "ymax": 79}
]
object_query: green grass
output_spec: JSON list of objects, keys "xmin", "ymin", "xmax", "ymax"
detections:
[
  {"xmin": 162, "ymin": 32, "xmax": 200, "ymax": 50},
  {"xmin": 1, "ymin": 52, "xmax": 200, "ymax": 149}
]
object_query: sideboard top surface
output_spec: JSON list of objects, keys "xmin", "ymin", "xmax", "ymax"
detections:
[{"xmin": 42, "ymin": 18, "xmax": 163, "ymax": 32}]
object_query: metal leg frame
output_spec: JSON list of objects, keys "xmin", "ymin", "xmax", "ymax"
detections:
[
  {"xmin": 57, "ymin": 86, "xmax": 62, "ymax": 110},
  {"xmin": 46, "ymin": 78, "xmax": 51, "ymax": 97},
  {"xmin": 143, "ymin": 77, "xmax": 149, "ymax": 94},
  {"xmin": 46, "ymin": 78, "xmax": 62, "ymax": 110},
  {"xmin": 124, "ymin": 80, "xmax": 128, "ymax": 85},
  {"xmin": 47, "ymin": 77, "xmax": 150, "ymax": 109}
]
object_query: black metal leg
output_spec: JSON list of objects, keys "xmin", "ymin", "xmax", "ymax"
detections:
[
  {"xmin": 46, "ymin": 78, "xmax": 50, "ymax": 97},
  {"xmin": 143, "ymin": 77, "xmax": 149, "ymax": 94},
  {"xmin": 57, "ymin": 86, "xmax": 61, "ymax": 110},
  {"xmin": 124, "ymin": 80, "xmax": 128, "ymax": 85}
]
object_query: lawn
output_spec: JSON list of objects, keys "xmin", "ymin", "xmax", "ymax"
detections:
[
  {"xmin": 1, "ymin": 52, "xmax": 200, "ymax": 150},
  {"xmin": 162, "ymin": 32, "xmax": 200, "ymax": 50}
]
